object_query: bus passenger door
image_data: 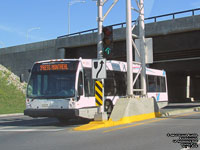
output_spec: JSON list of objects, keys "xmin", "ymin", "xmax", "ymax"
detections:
[
  {"xmin": 77, "ymin": 72, "xmax": 83, "ymax": 99},
  {"xmin": 76, "ymin": 71, "xmax": 91, "ymax": 108}
]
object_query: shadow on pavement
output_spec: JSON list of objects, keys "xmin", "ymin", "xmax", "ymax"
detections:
[{"xmin": 0, "ymin": 116, "xmax": 91, "ymax": 128}]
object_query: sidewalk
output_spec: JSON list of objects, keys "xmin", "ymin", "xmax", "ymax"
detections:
[
  {"xmin": 0, "ymin": 113, "xmax": 23, "ymax": 118},
  {"xmin": 160, "ymin": 103, "xmax": 200, "ymax": 116}
]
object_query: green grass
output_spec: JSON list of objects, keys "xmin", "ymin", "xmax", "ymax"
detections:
[{"xmin": 0, "ymin": 72, "xmax": 25, "ymax": 114}]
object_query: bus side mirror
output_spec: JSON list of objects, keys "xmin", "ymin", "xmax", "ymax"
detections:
[
  {"xmin": 76, "ymin": 91, "xmax": 80, "ymax": 101},
  {"xmin": 78, "ymin": 84, "xmax": 83, "ymax": 96},
  {"xmin": 77, "ymin": 96, "xmax": 80, "ymax": 101},
  {"xmin": 28, "ymin": 69, "xmax": 31, "ymax": 73},
  {"xmin": 20, "ymin": 74, "xmax": 24, "ymax": 83}
]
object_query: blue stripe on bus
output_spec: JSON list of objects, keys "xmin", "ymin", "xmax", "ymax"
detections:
[{"xmin": 156, "ymin": 93, "xmax": 160, "ymax": 101}]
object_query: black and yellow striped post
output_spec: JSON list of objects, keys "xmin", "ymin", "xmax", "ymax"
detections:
[{"xmin": 95, "ymin": 81, "xmax": 103, "ymax": 106}]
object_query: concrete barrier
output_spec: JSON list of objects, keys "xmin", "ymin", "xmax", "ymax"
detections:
[
  {"xmin": 74, "ymin": 97, "xmax": 160, "ymax": 131},
  {"xmin": 109, "ymin": 97, "xmax": 160, "ymax": 122}
]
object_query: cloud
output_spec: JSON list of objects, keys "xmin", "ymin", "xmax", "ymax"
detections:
[
  {"xmin": 0, "ymin": 25, "xmax": 14, "ymax": 33},
  {"xmin": 191, "ymin": 1, "xmax": 200, "ymax": 8},
  {"xmin": 0, "ymin": 24, "xmax": 46, "ymax": 41}
]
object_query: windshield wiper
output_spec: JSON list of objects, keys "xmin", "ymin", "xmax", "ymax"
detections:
[{"xmin": 27, "ymin": 96, "xmax": 73, "ymax": 99}]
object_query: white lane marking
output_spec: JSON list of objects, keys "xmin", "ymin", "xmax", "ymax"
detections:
[
  {"xmin": 0, "ymin": 126, "xmax": 18, "ymax": 129},
  {"xmin": 0, "ymin": 113, "xmax": 23, "ymax": 118},
  {"xmin": 0, "ymin": 128, "xmax": 64, "ymax": 132},
  {"xmin": 180, "ymin": 140, "xmax": 200, "ymax": 150}
]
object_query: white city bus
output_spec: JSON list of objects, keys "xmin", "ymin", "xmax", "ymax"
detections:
[{"xmin": 24, "ymin": 58, "xmax": 168, "ymax": 121}]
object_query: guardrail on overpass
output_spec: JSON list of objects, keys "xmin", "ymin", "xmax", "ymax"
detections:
[{"xmin": 58, "ymin": 8, "xmax": 200, "ymax": 39}]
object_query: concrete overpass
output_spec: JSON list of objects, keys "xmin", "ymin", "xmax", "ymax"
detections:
[{"xmin": 0, "ymin": 8, "xmax": 200, "ymax": 103}]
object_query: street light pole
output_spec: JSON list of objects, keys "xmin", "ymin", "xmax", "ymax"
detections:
[
  {"xmin": 26, "ymin": 27, "xmax": 40, "ymax": 42},
  {"xmin": 68, "ymin": 1, "xmax": 71, "ymax": 35},
  {"xmin": 68, "ymin": 0, "xmax": 86, "ymax": 35}
]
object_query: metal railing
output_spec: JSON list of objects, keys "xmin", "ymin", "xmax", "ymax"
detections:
[{"xmin": 58, "ymin": 8, "xmax": 200, "ymax": 39}]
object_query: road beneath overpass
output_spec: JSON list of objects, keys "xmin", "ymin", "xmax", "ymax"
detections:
[{"xmin": 0, "ymin": 112, "xmax": 200, "ymax": 150}]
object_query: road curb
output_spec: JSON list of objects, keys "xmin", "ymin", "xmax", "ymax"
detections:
[
  {"xmin": 0, "ymin": 113, "xmax": 24, "ymax": 118},
  {"xmin": 74, "ymin": 112, "xmax": 160, "ymax": 131},
  {"xmin": 160, "ymin": 106, "xmax": 200, "ymax": 117},
  {"xmin": 75, "ymin": 106, "xmax": 200, "ymax": 131}
]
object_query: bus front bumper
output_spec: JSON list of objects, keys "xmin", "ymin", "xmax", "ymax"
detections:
[{"xmin": 24, "ymin": 109, "xmax": 79, "ymax": 118}]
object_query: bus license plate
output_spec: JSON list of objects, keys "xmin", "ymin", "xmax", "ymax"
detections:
[{"xmin": 42, "ymin": 104, "xmax": 49, "ymax": 108}]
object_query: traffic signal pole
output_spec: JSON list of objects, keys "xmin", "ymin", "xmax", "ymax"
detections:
[
  {"xmin": 97, "ymin": 0, "xmax": 104, "ymax": 114},
  {"xmin": 95, "ymin": 0, "xmax": 118, "ymax": 116},
  {"xmin": 97, "ymin": 0, "xmax": 103, "ymax": 59},
  {"xmin": 126, "ymin": 0, "xmax": 133, "ymax": 97},
  {"xmin": 96, "ymin": 0, "xmax": 138, "ymax": 98}
]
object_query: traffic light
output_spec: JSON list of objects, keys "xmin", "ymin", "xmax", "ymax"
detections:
[{"xmin": 103, "ymin": 26, "xmax": 113, "ymax": 58}]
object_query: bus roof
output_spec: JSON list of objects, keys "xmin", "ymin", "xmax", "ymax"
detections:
[{"xmin": 35, "ymin": 58, "xmax": 166, "ymax": 77}]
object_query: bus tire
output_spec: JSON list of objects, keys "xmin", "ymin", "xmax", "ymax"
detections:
[{"xmin": 104, "ymin": 99, "xmax": 113, "ymax": 118}]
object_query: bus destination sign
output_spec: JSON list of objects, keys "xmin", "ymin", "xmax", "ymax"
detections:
[{"xmin": 40, "ymin": 64, "xmax": 68, "ymax": 71}]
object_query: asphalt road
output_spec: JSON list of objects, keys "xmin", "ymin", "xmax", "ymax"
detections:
[{"xmin": 0, "ymin": 112, "xmax": 200, "ymax": 150}]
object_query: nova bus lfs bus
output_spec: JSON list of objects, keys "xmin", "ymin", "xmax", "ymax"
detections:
[{"xmin": 24, "ymin": 58, "xmax": 168, "ymax": 121}]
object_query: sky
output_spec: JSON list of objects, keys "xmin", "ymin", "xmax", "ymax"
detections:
[{"xmin": 0, "ymin": 0, "xmax": 200, "ymax": 48}]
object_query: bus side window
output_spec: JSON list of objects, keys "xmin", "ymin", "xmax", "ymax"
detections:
[
  {"xmin": 156, "ymin": 76, "xmax": 161, "ymax": 92},
  {"xmin": 113, "ymin": 71, "xmax": 126, "ymax": 96},
  {"xmin": 161, "ymin": 77, "xmax": 166, "ymax": 92},
  {"xmin": 105, "ymin": 71, "xmax": 116, "ymax": 96},
  {"xmin": 148, "ymin": 75, "xmax": 156, "ymax": 92},
  {"xmin": 84, "ymin": 68, "xmax": 95, "ymax": 97},
  {"xmin": 78, "ymin": 72, "xmax": 83, "ymax": 96}
]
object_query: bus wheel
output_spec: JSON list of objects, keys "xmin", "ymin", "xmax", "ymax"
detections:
[{"xmin": 104, "ymin": 100, "xmax": 113, "ymax": 118}]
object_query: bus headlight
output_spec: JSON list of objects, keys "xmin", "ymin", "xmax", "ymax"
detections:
[
  {"xmin": 26, "ymin": 99, "xmax": 32, "ymax": 108},
  {"xmin": 69, "ymin": 99, "xmax": 75, "ymax": 108}
]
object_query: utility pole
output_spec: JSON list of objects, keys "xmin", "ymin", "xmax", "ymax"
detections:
[
  {"xmin": 138, "ymin": 0, "xmax": 147, "ymax": 96},
  {"xmin": 126, "ymin": 0, "xmax": 133, "ymax": 97}
]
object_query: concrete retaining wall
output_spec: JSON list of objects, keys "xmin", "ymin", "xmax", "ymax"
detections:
[{"xmin": 0, "ymin": 39, "xmax": 62, "ymax": 81}]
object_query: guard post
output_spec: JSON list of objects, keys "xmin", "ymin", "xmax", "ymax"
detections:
[
  {"xmin": 95, "ymin": 81, "xmax": 103, "ymax": 107},
  {"xmin": 92, "ymin": 59, "xmax": 107, "ymax": 121}
]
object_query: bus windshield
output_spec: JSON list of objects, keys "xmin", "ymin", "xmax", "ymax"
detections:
[
  {"xmin": 27, "ymin": 61, "xmax": 78, "ymax": 99},
  {"xmin": 27, "ymin": 71, "xmax": 76, "ymax": 99}
]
